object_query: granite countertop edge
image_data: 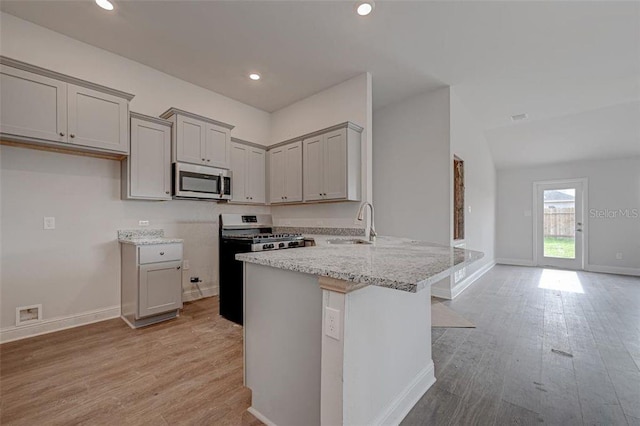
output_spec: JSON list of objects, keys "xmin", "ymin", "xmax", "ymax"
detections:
[
  {"xmin": 118, "ymin": 237, "xmax": 184, "ymax": 245},
  {"xmin": 236, "ymin": 236, "xmax": 485, "ymax": 293}
]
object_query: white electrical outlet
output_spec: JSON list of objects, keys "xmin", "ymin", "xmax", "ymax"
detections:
[
  {"xmin": 139, "ymin": 220, "xmax": 150, "ymax": 226},
  {"xmin": 43, "ymin": 217, "xmax": 55, "ymax": 230},
  {"xmin": 183, "ymin": 260, "xmax": 190, "ymax": 270},
  {"xmin": 616, "ymin": 252, "xmax": 623, "ymax": 260},
  {"xmin": 325, "ymin": 307, "xmax": 341, "ymax": 340}
]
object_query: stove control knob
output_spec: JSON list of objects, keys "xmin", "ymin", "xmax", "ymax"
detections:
[{"xmin": 279, "ymin": 242, "xmax": 285, "ymax": 248}]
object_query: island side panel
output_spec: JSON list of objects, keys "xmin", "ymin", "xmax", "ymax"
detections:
[
  {"xmin": 343, "ymin": 285, "xmax": 435, "ymax": 425},
  {"xmin": 244, "ymin": 263, "xmax": 323, "ymax": 426},
  {"xmin": 320, "ymin": 289, "xmax": 346, "ymax": 426}
]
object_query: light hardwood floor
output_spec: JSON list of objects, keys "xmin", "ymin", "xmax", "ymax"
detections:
[
  {"xmin": 2, "ymin": 266, "xmax": 638, "ymax": 425},
  {"xmin": 0, "ymin": 298, "xmax": 262, "ymax": 426},
  {"xmin": 403, "ymin": 265, "xmax": 640, "ymax": 426}
]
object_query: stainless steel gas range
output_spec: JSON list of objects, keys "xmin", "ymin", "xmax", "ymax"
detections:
[{"xmin": 218, "ymin": 214, "xmax": 305, "ymax": 324}]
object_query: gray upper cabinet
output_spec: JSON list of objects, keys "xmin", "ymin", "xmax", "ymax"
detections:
[
  {"xmin": 230, "ymin": 140, "xmax": 266, "ymax": 204},
  {"xmin": 269, "ymin": 141, "xmax": 303, "ymax": 204},
  {"xmin": 0, "ymin": 65, "xmax": 67, "ymax": 143},
  {"xmin": 160, "ymin": 108, "xmax": 233, "ymax": 169},
  {"xmin": 175, "ymin": 114, "xmax": 206, "ymax": 165},
  {"xmin": 303, "ymin": 124, "xmax": 361, "ymax": 202},
  {"xmin": 122, "ymin": 113, "xmax": 172, "ymax": 201},
  {"xmin": 269, "ymin": 122, "xmax": 362, "ymax": 205},
  {"xmin": 67, "ymin": 84, "xmax": 129, "ymax": 153},
  {"xmin": 0, "ymin": 57, "xmax": 134, "ymax": 155}
]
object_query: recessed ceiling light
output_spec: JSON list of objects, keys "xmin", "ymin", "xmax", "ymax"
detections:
[
  {"xmin": 356, "ymin": 1, "xmax": 374, "ymax": 16},
  {"xmin": 511, "ymin": 113, "xmax": 528, "ymax": 122},
  {"xmin": 249, "ymin": 73, "xmax": 261, "ymax": 81},
  {"xmin": 95, "ymin": 0, "xmax": 114, "ymax": 11}
]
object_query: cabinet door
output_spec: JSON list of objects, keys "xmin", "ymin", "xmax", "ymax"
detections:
[
  {"xmin": 176, "ymin": 115, "xmax": 206, "ymax": 165},
  {"xmin": 0, "ymin": 65, "xmax": 67, "ymax": 143},
  {"xmin": 248, "ymin": 147, "xmax": 266, "ymax": 204},
  {"xmin": 230, "ymin": 142, "xmax": 247, "ymax": 202},
  {"xmin": 138, "ymin": 260, "xmax": 183, "ymax": 319},
  {"xmin": 322, "ymin": 129, "xmax": 347, "ymax": 200},
  {"xmin": 269, "ymin": 148, "xmax": 285, "ymax": 204},
  {"xmin": 284, "ymin": 141, "xmax": 303, "ymax": 202},
  {"xmin": 205, "ymin": 123, "xmax": 231, "ymax": 169},
  {"xmin": 303, "ymin": 135, "xmax": 324, "ymax": 202},
  {"xmin": 67, "ymin": 84, "xmax": 128, "ymax": 153},
  {"xmin": 130, "ymin": 117, "xmax": 172, "ymax": 200}
]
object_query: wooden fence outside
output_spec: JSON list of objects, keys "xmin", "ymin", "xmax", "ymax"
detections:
[{"xmin": 544, "ymin": 207, "xmax": 575, "ymax": 238}]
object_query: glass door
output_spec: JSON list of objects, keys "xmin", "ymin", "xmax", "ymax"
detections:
[{"xmin": 535, "ymin": 180, "xmax": 584, "ymax": 269}]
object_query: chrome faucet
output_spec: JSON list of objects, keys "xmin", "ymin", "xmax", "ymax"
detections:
[{"xmin": 357, "ymin": 202, "xmax": 377, "ymax": 242}]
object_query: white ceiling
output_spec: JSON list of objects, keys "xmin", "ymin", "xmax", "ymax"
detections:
[{"xmin": 2, "ymin": 1, "xmax": 639, "ymax": 168}]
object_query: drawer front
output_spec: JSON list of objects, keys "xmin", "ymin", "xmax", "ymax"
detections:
[{"xmin": 139, "ymin": 243, "xmax": 182, "ymax": 264}]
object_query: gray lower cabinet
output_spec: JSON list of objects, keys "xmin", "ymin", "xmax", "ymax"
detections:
[
  {"xmin": 122, "ymin": 112, "xmax": 172, "ymax": 200},
  {"xmin": 0, "ymin": 56, "xmax": 133, "ymax": 155},
  {"xmin": 121, "ymin": 242, "xmax": 183, "ymax": 328},
  {"xmin": 138, "ymin": 260, "xmax": 183, "ymax": 318}
]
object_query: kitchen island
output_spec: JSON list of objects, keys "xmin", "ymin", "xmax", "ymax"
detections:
[{"xmin": 236, "ymin": 236, "xmax": 483, "ymax": 426}]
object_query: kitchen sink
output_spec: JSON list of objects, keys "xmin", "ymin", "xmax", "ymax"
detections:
[{"xmin": 326, "ymin": 238, "xmax": 373, "ymax": 245}]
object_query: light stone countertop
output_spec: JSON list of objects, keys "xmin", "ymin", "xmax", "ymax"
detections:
[
  {"xmin": 236, "ymin": 235, "xmax": 484, "ymax": 293},
  {"xmin": 117, "ymin": 229, "xmax": 183, "ymax": 246}
]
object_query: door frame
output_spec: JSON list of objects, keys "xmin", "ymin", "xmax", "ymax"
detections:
[{"xmin": 532, "ymin": 178, "xmax": 588, "ymax": 270}]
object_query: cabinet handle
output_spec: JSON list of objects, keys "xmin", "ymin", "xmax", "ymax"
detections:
[
  {"xmin": 201, "ymin": 158, "xmax": 205, "ymax": 161},
  {"xmin": 160, "ymin": 252, "xmax": 165, "ymax": 255},
  {"xmin": 166, "ymin": 191, "xmax": 170, "ymax": 195},
  {"xmin": 70, "ymin": 134, "xmax": 75, "ymax": 138},
  {"xmin": 177, "ymin": 266, "xmax": 181, "ymax": 270},
  {"xmin": 319, "ymin": 193, "xmax": 322, "ymax": 196},
  {"xmin": 207, "ymin": 159, "xmax": 211, "ymax": 162},
  {"xmin": 59, "ymin": 132, "xmax": 65, "ymax": 137}
]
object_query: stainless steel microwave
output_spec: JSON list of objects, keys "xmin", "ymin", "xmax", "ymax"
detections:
[{"xmin": 173, "ymin": 163, "xmax": 231, "ymax": 201}]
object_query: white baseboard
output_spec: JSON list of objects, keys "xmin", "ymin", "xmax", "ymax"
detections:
[
  {"xmin": 247, "ymin": 407, "xmax": 278, "ymax": 426},
  {"xmin": 430, "ymin": 286, "xmax": 452, "ymax": 299},
  {"xmin": 432, "ymin": 261, "xmax": 496, "ymax": 300},
  {"xmin": 0, "ymin": 305, "xmax": 120, "ymax": 344},
  {"xmin": 451, "ymin": 261, "xmax": 496, "ymax": 299},
  {"xmin": 496, "ymin": 258, "xmax": 535, "ymax": 267},
  {"xmin": 182, "ymin": 285, "xmax": 217, "ymax": 302},
  {"xmin": 370, "ymin": 361, "xmax": 436, "ymax": 426},
  {"xmin": 585, "ymin": 264, "xmax": 640, "ymax": 277}
]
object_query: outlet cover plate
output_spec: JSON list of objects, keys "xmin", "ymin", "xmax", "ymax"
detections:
[
  {"xmin": 325, "ymin": 307, "xmax": 341, "ymax": 341},
  {"xmin": 43, "ymin": 217, "xmax": 55, "ymax": 230}
]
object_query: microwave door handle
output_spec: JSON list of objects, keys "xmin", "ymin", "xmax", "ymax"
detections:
[{"xmin": 219, "ymin": 173, "xmax": 224, "ymax": 198}]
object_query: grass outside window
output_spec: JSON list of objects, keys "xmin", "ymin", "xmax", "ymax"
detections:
[{"xmin": 544, "ymin": 236, "xmax": 575, "ymax": 259}]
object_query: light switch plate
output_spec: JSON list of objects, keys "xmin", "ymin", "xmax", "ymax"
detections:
[
  {"xmin": 43, "ymin": 217, "xmax": 55, "ymax": 230},
  {"xmin": 138, "ymin": 220, "xmax": 150, "ymax": 226}
]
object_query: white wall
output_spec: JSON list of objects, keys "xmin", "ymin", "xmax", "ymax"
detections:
[
  {"xmin": 0, "ymin": 146, "xmax": 269, "ymax": 334},
  {"xmin": 372, "ymin": 87, "xmax": 451, "ymax": 244},
  {"xmin": 0, "ymin": 13, "xmax": 272, "ymax": 337},
  {"xmin": 269, "ymin": 73, "xmax": 373, "ymax": 228},
  {"xmin": 449, "ymin": 89, "xmax": 497, "ymax": 270},
  {"xmin": 0, "ymin": 12, "xmax": 271, "ymax": 144},
  {"xmin": 496, "ymin": 157, "xmax": 640, "ymax": 274}
]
